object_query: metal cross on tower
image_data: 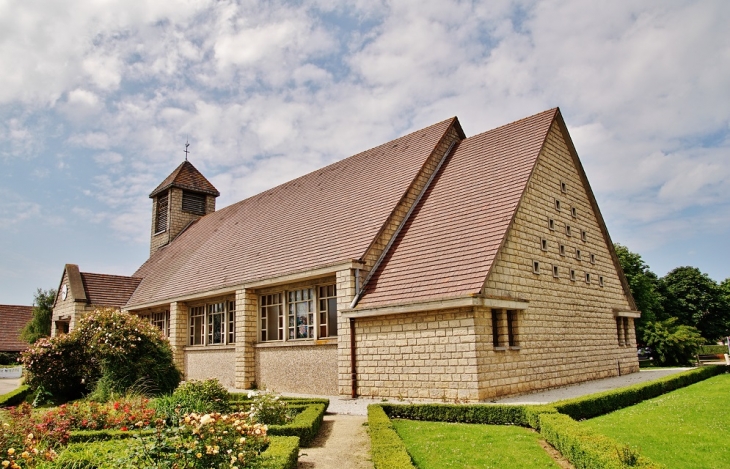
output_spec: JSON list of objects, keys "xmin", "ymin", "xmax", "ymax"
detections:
[{"xmin": 184, "ymin": 139, "xmax": 190, "ymax": 161}]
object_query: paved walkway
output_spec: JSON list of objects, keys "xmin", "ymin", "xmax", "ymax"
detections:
[
  {"xmin": 297, "ymin": 414, "xmax": 373, "ymax": 469},
  {"xmin": 0, "ymin": 378, "xmax": 23, "ymax": 396}
]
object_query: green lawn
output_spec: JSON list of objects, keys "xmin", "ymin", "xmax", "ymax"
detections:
[
  {"xmin": 582, "ymin": 373, "xmax": 730, "ymax": 469},
  {"xmin": 392, "ymin": 419, "xmax": 559, "ymax": 469}
]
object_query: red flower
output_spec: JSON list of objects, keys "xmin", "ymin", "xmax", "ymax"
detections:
[{"xmin": 120, "ymin": 426, "xmax": 128, "ymax": 431}]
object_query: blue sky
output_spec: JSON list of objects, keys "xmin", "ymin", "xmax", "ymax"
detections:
[{"xmin": 1, "ymin": 0, "xmax": 729, "ymax": 305}]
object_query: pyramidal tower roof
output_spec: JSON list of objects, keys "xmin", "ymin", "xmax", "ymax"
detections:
[{"xmin": 149, "ymin": 160, "xmax": 220, "ymax": 198}]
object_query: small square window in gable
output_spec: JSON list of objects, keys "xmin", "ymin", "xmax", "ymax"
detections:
[
  {"xmin": 566, "ymin": 225, "xmax": 572, "ymax": 237},
  {"xmin": 541, "ymin": 238, "xmax": 548, "ymax": 251},
  {"xmin": 533, "ymin": 261, "xmax": 540, "ymax": 274},
  {"xmin": 555, "ymin": 199, "xmax": 561, "ymax": 212},
  {"xmin": 559, "ymin": 244, "xmax": 565, "ymax": 256},
  {"xmin": 548, "ymin": 218, "xmax": 555, "ymax": 231}
]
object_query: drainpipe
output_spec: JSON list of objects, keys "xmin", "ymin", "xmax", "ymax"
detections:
[{"xmin": 350, "ymin": 317, "xmax": 357, "ymax": 398}]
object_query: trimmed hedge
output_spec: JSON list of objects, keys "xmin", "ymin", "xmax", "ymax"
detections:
[
  {"xmin": 368, "ymin": 405, "xmax": 416, "ymax": 469},
  {"xmin": 68, "ymin": 428, "xmax": 155, "ymax": 443},
  {"xmin": 267, "ymin": 403, "xmax": 326, "ymax": 447},
  {"xmin": 54, "ymin": 435, "xmax": 300, "ymax": 469},
  {"xmin": 0, "ymin": 384, "xmax": 31, "ymax": 407},
  {"xmin": 553, "ymin": 365, "xmax": 726, "ymax": 421},
  {"xmin": 539, "ymin": 413, "xmax": 664, "ymax": 469},
  {"xmin": 259, "ymin": 436, "xmax": 300, "ymax": 469},
  {"xmin": 381, "ymin": 402, "xmax": 530, "ymax": 426},
  {"xmin": 699, "ymin": 345, "xmax": 729, "ymax": 355}
]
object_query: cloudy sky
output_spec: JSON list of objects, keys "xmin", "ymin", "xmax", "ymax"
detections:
[{"xmin": 1, "ymin": 0, "xmax": 728, "ymax": 305}]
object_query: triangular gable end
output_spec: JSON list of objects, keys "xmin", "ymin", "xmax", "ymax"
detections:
[
  {"xmin": 482, "ymin": 109, "xmax": 637, "ymax": 312},
  {"xmin": 53, "ymin": 264, "xmax": 87, "ymax": 308}
]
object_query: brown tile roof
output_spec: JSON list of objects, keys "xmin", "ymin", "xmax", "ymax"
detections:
[
  {"xmin": 149, "ymin": 160, "xmax": 220, "ymax": 198},
  {"xmin": 0, "ymin": 304, "xmax": 33, "ymax": 352},
  {"xmin": 357, "ymin": 108, "xmax": 558, "ymax": 308},
  {"xmin": 79, "ymin": 273, "xmax": 142, "ymax": 308},
  {"xmin": 128, "ymin": 118, "xmax": 459, "ymax": 307}
]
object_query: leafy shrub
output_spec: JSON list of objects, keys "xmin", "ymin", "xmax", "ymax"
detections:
[
  {"xmin": 0, "ymin": 352, "xmax": 19, "ymax": 366},
  {"xmin": 247, "ymin": 391, "xmax": 290, "ymax": 426},
  {"xmin": 642, "ymin": 318, "xmax": 704, "ymax": 365},
  {"xmin": 128, "ymin": 412, "xmax": 268, "ymax": 469},
  {"xmin": 153, "ymin": 379, "xmax": 230, "ymax": 424},
  {"xmin": 1, "ymin": 403, "xmax": 65, "ymax": 468},
  {"xmin": 21, "ymin": 308, "xmax": 181, "ymax": 402}
]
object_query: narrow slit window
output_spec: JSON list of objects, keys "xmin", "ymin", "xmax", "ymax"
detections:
[
  {"xmin": 491, "ymin": 309, "xmax": 500, "ymax": 347},
  {"xmin": 571, "ymin": 207, "xmax": 577, "ymax": 218},
  {"xmin": 541, "ymin": 238, "xmax": 548, "ymax": 251},
  {"xmin": 599, "ymin": 276, "xmax": 604, "ymax": 287},
  {"xmin": 553, "ymin": 265, "xmax": 559, "ymax": 278},
  {"xmin": 561, "ymin": 181, "xmax": 567, "ymax": 193},
  {"xmin": 576, "ymin": 249, "xmax": 582, "ymax": 260},
  {"xmin": 566, "ymin": 225, "xmax": 572, "ymax": 237},
  {"xmin": 590, "ymin": 253, "xmax": 596, "ymax": 264},
  {"xmin": 548, "ymin": 218, "xmax": 555, "ymax": 231},
  {"xmin": 559, "ymin": 244, "xmax": 565, "ymax": 256},
  {"xmin": 533, "ymin": 261, "xmax": 540, "ymax": 274},
  {"xmin": 581, "ymin": 230, "xmax": 587, "ymax": 242},
  {"xmin": 570, "ymin": 269, "xmax": 576, "ymax": 281},
  {"xmin": 585, "ymin": 272, "xmax": 591, "ymax": 284},
  {"xmin": 507, "ymin": 310, "xmax": 518, "ymax": 347},
  {"xmin": 555, "ymin": 199, "xmax": 561, "ymax": 211}
]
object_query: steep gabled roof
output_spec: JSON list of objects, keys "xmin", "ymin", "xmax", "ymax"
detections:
[
  {"xmin": 127, "ymin": 118, "xmax": 460, "ymax": 307},
  {"xmin": 149, "ymin": 160, "xmax": 220, "ymax": 198},
  {"xmin": 0, "ymin": 304, "xmax": 33, "ymax": 352},
  {"xmin": 80, "ymin": 273, "xmax": 142, "ymax": 308},
  {"xmin": 357, "ymin": 109, "xmax": 558, "ymax": 308}
]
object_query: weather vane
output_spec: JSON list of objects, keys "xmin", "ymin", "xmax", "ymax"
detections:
[{"xmin": 184, "ymin": 137, "xmax": 190, "ymax": 161}]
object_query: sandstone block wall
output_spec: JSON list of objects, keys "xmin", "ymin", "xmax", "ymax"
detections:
[
  {"xmin": 479, "ymin": 120, "xmax": 639, "ymax": 399},
  {"xmin": 350, "ymin": 308, "xmax": 481, "ymax": 401}
]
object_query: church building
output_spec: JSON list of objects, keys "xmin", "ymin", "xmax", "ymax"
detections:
[{"xmin": 52, "ymin": 108, "xmax": 640, "ymax": 401}]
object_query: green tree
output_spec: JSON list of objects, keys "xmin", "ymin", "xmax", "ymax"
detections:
[
  {"xmin": 614, "ymin": 244, "xmax": 663, "ymax": 342},
  {"xmin": 659, "ymin": 267, "xmax": 730, "ymax": 342},
  {"xmin": 20, "ymin": 288, "xmax": 56, "ymax": 344},
  {"xmin": 642, "ymin": 318, "xmax": 704, "ymax": 365}
]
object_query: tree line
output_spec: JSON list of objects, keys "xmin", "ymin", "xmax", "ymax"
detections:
[{"xmin": 615, "ymin": 244, "xmax": 730, "ymax": 365}]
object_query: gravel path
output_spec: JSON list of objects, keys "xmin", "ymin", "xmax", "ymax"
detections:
[{"xmin": 297, "ymin": 414, "xmax": 373, "ymax": 469}]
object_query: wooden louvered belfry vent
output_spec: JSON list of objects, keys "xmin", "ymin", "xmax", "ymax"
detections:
[
  {"xmin": 155, "ymin": 192, "xmax": 169, "ymax": 233},
  {"xmin": 182, "ymin": 190, "xmax": 206, "ymax": 215}
]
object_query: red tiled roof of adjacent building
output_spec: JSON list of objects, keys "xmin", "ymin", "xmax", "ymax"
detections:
[
  {"xmin": 149, "ymin": 160, "xmax": 220, "ymax": 198},
  {"xmin": 357, "ymin": 108, "xmax": 558, "ymax": 308},
  {"xmin": 79, "ymin": 273, "xmax": 142, "ymax": 308},
  {"xmin": 127, "ymin": 117, "xmax": 459, "ymax": 307},
  {"xmin": 0, "ymin": 304, "xmax": 33, "ymax": 352}
]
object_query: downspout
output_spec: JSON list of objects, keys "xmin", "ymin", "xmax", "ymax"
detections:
[
  {"xmin": 349, "ymin": 139, "xmax": 458, "ymax": 309},
  {"xmin": 350, "ymin": 317, "xmax": 357, "ymax": 398}
]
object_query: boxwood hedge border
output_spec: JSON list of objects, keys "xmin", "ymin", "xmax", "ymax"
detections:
[
  {"xmin": 369, "ymin": 366, "xmax": 727, "ymax": 469},
  {"xmin": 0, "ymin": 384, "xmax": 31, "ymax": 407}
]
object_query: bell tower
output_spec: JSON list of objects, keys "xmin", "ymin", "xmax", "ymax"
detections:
[{"xmin": 149, "ymin": 159, "xmax": 220, "ymax": 255}]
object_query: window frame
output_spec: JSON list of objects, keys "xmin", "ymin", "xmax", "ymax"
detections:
[
  {"xmin": 188, "ymin": 299, "xmax": 236, "ymax": 347},
  {"xmin": 259, "ymin": 283, "xmax": 338, "ymax": 343}
]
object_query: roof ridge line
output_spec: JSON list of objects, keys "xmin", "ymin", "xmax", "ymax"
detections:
[{"xmin": 350, "ymin": 138, "xmax": 459, "ymax": 309}]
